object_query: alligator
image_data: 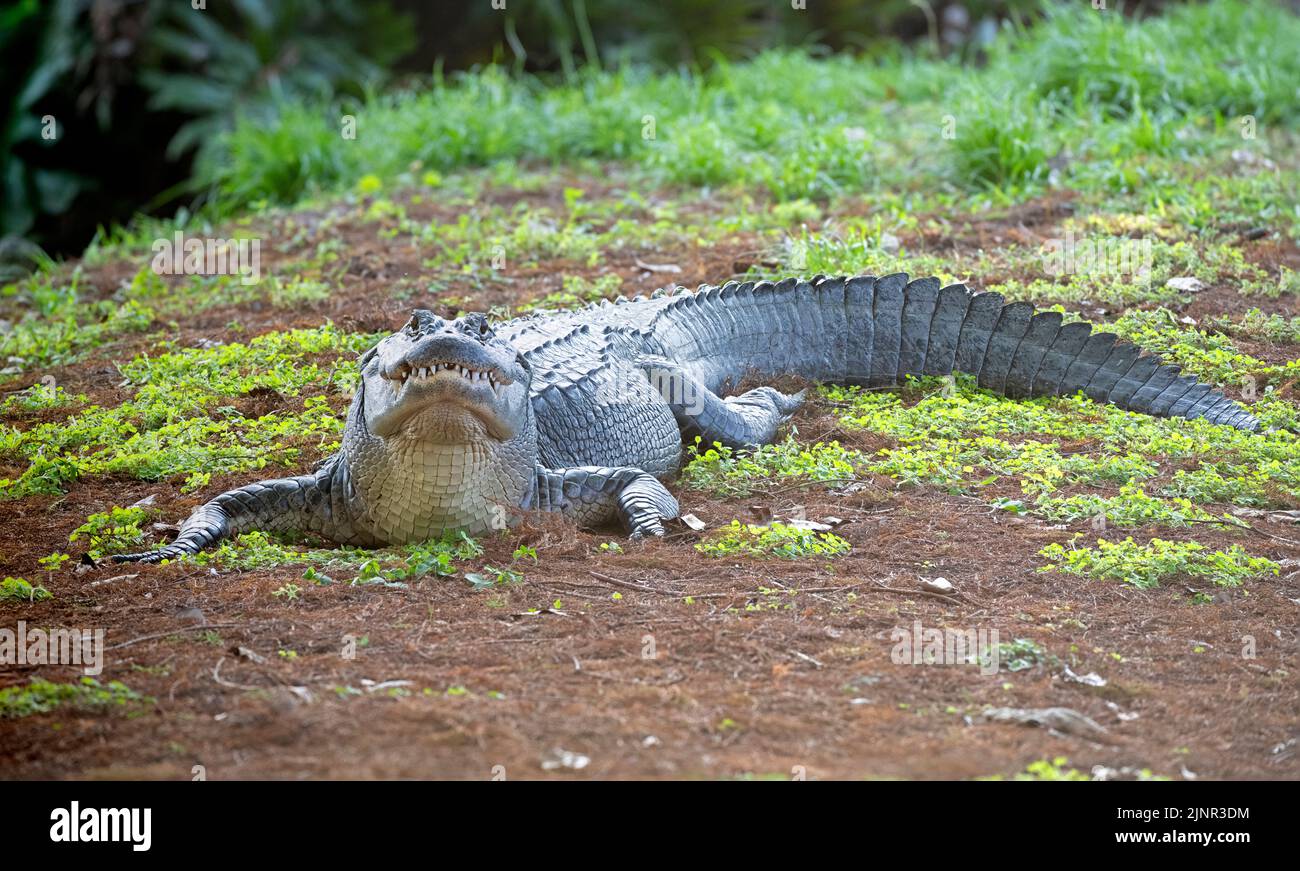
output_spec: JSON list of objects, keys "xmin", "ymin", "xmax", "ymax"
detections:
[{"xmin": 114, "ymin": 273, "xmax": 1258, "ymax": 563}]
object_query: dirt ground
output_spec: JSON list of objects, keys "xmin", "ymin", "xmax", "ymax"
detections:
[{"xmin": 2, "ymin": 176, "xmax": 1298, "ymax": 780}]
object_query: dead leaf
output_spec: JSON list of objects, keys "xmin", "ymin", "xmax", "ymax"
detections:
[
  {"xmin": 919, "ymin": 576, "xmax": 954, "ymax": 594},
  {"xmin": 785, "ymin": 519, "xmax": 832, "ymax": 531},
  {"xmin": 679, "ymin": 513, "xmax": 707, "ymax": 531}
]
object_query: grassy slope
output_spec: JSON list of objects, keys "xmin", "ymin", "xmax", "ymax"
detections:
[{"xmin": 1, "ymin": 1, "xmax": 1298, "ymax": 779}]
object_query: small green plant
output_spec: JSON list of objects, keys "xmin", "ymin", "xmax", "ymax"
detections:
[
  {"xmin": 1039, "ymin": 537, "xmax": 1279, "ymax": 590},
  {"xmin": 271, "ymin": 583, "xmax": 302, "ymax": 601},
  {"xmin": 38, "ymin": 552, "xmax": 70, "ymax": 574},
  {"xmin": 1033, "ymin": 482, "xmax": 1220, "ymax": 527},
  {"xmin": 302, "ymin": 566, "xmax": 334, "ymax": 585},
  {"xmin": 192, "ymin": 529, "xmax": 482, "ymax": 584},
  {"xmin": 681, "ymin": 435, "xmax": 862, "ymax": 498},
  {"xmin": 68, "ymin": 506, "xmax": 155, "ymax": 559},
  {"xmin": 464, "ymin": 565, "xmax": 524, "ymax": 589},
  {"xmin": 696, "ymin": 520, "xmax": 850, "ymax": 560},
  {"xmin": 0, "ymin": 677, "xmax": 149, "ymax": 718},
  {"xmin": 0, "ymin": 383, "xmax": 85, "ymax": 414},
  {"xmin": 0, "ymin": 576, "xmax": 51, "ymax": 602}
]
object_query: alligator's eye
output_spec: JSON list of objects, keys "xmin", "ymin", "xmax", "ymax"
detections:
[
  {"xmin": 462, "ymin": 313, "xmax": 492, "ymax": 338},
  {"xmin": 404, "ymin": 316, "xmax": 419, "ymax": 336}
]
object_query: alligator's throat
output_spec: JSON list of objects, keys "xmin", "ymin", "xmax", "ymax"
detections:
[{"xmin": 348, "ymin": 437, "xmax": 529, "ymax": 541}]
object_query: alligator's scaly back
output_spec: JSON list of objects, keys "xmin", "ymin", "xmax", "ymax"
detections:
[{"xmin": 637, "ymin": 274, "xmax": 1258, "ymax": 430}]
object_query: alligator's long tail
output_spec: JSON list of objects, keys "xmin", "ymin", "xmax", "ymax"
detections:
[{"xmin": 646, "ymin": 273, "xmax": 1258, "ymax": 431}]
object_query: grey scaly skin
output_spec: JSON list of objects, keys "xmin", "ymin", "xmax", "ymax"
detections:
[{"xmin": 114, "ymin": 274, "xmax": 1259, "ymax": 563}]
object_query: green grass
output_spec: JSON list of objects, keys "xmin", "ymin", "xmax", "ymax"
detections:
[
  {"xmin": 680, "ymin": 434, "xmax": 864, "ymax": 498},
  {"xmin": 189, "ymin": 529, "xmax": 484, "ymax": 586},
  {"xmin": 696, "ymin": 520, "xmax": 851, "ymax": 560},
  {"xmin": 0, "ymin": 384, "xmax": 85, "ymax": 415},
  {"xmin": 1039, "ymin": 537, "xmax": 1279, "ymax": 590},
  {"xmin": 196, "ymin": 2, "xmax": 1300, "ymax": 222},
  {"xmin": 0, "ymin": 325, "xmax": 375, "ymax": 500},
  {"xmin": 824, "ymin": 374, "xmax": 1300, "ymax": 524},
  {"xmin": 0, "ymin": 678, "xmax": 150, "ymax": 718}
]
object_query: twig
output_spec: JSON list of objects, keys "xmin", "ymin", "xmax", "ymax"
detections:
[
  {"xmin": 211, "ymin": 656, "xmax": 259, "ymax": 691},
  {"xmin": 587, "ymin": 571, "xmax": 664, "ymax": 594},
  {"xmin": 789, "ymin": 649, "xmax": 824, "ymax": 669},
  {"xmin": 865, "ymin": 584, "xmax": 964, "ymax": 607}
]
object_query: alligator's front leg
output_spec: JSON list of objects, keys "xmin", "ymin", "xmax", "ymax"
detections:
[
  {"xmin": 112, "ymin": 458, "xmax": 360, "ymax": 563},
  {"xmin": 530, "ymin": 466, "xmax": 679, "ymax": 538}
]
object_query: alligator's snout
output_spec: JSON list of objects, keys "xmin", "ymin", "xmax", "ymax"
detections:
[
  {"xmin": 362, "ymin": 310, "xmax": 530, "ymax": 441},
  {"xmin": 380, "ymin": 332, "xmax": 514, "ymax": 391}
]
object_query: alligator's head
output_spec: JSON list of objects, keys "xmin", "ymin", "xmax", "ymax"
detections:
[
  {"xmin": 358, "ymin": 310, "xmax": 532, "ymax": 443},
  {"xmin": 343, "ymin": 309, "xmax": 536, "ymax": 541}
]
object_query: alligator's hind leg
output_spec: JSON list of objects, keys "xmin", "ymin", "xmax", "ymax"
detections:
[{"xmin": 637, "ymin": 355, "xmax": 804, "ymax": 448}]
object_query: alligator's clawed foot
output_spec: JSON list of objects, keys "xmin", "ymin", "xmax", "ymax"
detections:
[
  {"xmin": 626, "ymin": 516, "xmax": 668, "ymax": 540},
  {"xmin": 615, "ymin": 473, "xmax": 677, "ymax": 540}
]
